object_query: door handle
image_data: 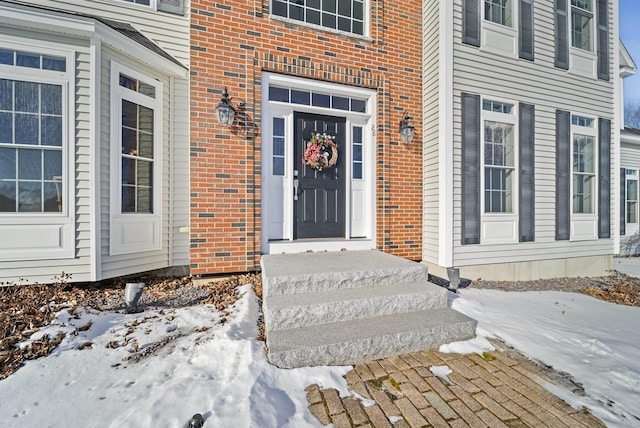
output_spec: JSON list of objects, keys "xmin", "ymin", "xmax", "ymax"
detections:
[{"xmin": 293, "ymin": 178, "xmax": 299, "ymax": 201}]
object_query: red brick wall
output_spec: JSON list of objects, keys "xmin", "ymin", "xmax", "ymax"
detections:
[{"xmin": 190, "ymin": 0, "xmax": 423, "ymax": 274}]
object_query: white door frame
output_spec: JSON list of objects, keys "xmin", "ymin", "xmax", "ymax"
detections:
[{"xmin": 260, "ymin": 73, "xmax": 376, "ymax": 254}]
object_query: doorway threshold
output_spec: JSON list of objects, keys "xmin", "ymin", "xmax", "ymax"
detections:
[{"xmin": 266, "ymin": 239, "xmax": 374, "ymax": 254}]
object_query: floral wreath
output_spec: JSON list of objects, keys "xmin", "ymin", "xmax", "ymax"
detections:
[{"xmin": 301, "ymin": 132, "xmax": 338, "ymax": 171}]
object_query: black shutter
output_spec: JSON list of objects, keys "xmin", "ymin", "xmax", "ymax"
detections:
[
  {"xmin": 597, "ymin": 0, "xmax": 610, "ymax": 80},
  {"xmin": 463, "ymin": 0, "xmax": 481, "ymax": 47},
  {"xmin": 555, "ymin": 0, "xmax": 569, "ymax": 70},
  {"xmin": 598, "ymin": 118, "xmax": 611, "ymax": 238},
  {"xmin": 556, "ymin": 110, "xmax": 570, "ymax": 240},
  {"xmin": 158, "ymin": 0, "xmax": 184, "ymax": 15},
  {"xmin": 462, "ymin": 93, "xmax": 481, "ymax": 245},
  {"xmin": 519, "ymin": 103, "xmax": 535, "ymax": 242},
  {"xmin": 519, "ymin": 0, "xmax": 534, "ymax": 61},
  {"xmin": 621, "ymin": 168, "xmax": 627, "ymax": 236}
]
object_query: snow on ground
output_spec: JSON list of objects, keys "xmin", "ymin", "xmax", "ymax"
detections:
[
  {"xmin": 1, "ymin": 284, "xmax": 640, "ymax": 427},
  {"xmin": 0, "ymin": 285, "xmax": 351, "ymax": 428},
  {"xmin": 449, "ymin": 288, "xmax": 640, "ymax": 428}
]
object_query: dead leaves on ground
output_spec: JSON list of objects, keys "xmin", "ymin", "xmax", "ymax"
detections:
[{"xmin": 0, "ymin": 272, "xmax": 262, "ymax": 379}]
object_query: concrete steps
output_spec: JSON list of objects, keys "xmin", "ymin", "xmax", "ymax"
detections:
[{"xmin": 261, "ymin": 250, "xmax": 476, "ymax": 368}]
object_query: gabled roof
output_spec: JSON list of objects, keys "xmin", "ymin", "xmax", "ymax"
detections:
[
  {"xmin": 620, "ymin": 40, "xmax": 637, "ymax": 78},
  {"xmin": 0, "ymin": 0, "xmax": 186, "ymax": 73},
  {"xmin": 94, "ymin": 17, "xmax": 185, "ymax": 69}
]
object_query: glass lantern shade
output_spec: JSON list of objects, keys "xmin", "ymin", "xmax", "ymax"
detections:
[
  {"xmin": 400, "ymin": 122, "xmax": 415, "ymax": 144},
  {"xmin": 216, "ymin": 101, "xmax": 235, "ymax": 127}
]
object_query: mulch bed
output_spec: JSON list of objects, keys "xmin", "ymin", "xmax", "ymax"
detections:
[
  {"xmin": 1, "ymin": 268, "xmax": 638, "ymax": 381},
  {"xmin": 0, "ymin": 273, "xmax": 261, "ymax": 380}
]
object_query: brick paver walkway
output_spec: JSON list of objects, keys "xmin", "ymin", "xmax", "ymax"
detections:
[{"xmin": 306, "ymin": 348, "xmax": 604, "ymax": 428}]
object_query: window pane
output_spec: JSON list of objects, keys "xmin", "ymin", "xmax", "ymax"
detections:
[
  {"xmin": 289, "ymin": 4, "xmax": 304, "ymax": 20},
  {"xmin": 42, "ymin": 56, "xmax": 66, "ymax": 72},
  {"xmin": 312, "ymin": 93, "xmax": 331, "ymax": 108},
  {"xmin": 18, "ymin": 181, "xmax": 41, "ymax": 212},
  {"xmin": 122, "ymin": 127, "xmax": 137, "ymax": 156},
  {"xmin": 120, "ymin": 74, "xmax": 137, "ymax": 91},
  {"xmin": 353, "ymin": 0, "xmax": 363, "ymax": 19},
  {"xmin": 338, "ymin": 0, "xmax": 352, "ymax": 16},
  {"xmin": 628, "ymin": 201, "xmax": 638, "ymax": 224},
  {"xmin": 272, "ymin": 0, "xmax": 287, "ymax": 17},
  {"xmin": 322, "ymin": 12, "xmax": 337, "ymax": 29},
  {"xmin": 338, "ymin": 17, "xmax": 351, "ymax": 32},
  {"xmin": 307, "ymin": 9, "xmax": 321, "ymax": 25},
  {"xmin": 138, "ymin": 105, "xmax": 153, "ymax": 132},
  {"xmin": 139, "ymin": 82, "xmax": 156, "ymax": 98},
  {"xmin": 273, "ymin": 157, "xmax": 285, "ymax": 176},
  {"xmin": 0, "ymin": 112, "xmax": 12, "ymax": 144},
  {"xmin": 269, "ymin": 86, "xmax": 289, "ymax": 102},
  {"xmin": 0, "ymin": 147, "xmax": 15, "ymax": 179},
  {"xmin": 0, "ymin": 49, "xmax": 13, "ymax": 65},
  {"xmin": 43, "ymin": 181, "xmax": 61, "ymax": 212},
  {"xmin": 122, "ymin": 185, "xmax": 135, "ymax": 212},
  {"xmin": 41, "ymin": 84, "xmax": 62, "ymax": 115},
  {"xmin": 0, "ymin": 181, "xmax": 16, "ymax": 212},
  {"xmin": 137, "ymin": 186, "xmax": 152, "ymax": 213},
  {"xmin": 573, "ymin": 135, "xmax": 594, "ymax": 173},
  {"xmin": 137, "ymin": 160, "xmax": 152, "ymax": 187},
  {"xmin": 323, "ymin": 0, "xmax": 337, "ymax": 13},
  {"xmin": 122, "ymin": 158, "xmax": 135, "ymax": 185},
  {"xmin": 139, "ymin": 132, "xmax": 153, "ymax": 158},
  {"xmin": 353, "ymin": 162, "xmax": 362, "ymax": 179},
  {"xmin": 352, "ymin": 20, "xmax": 363, "ymax": 35},
  {"xmin": 291, "ymin": 89, "xmax": 310, "ymax": 105},
  {"xmin": 333, "ymin": 96, "xmax": 349, "ymax": 110},
  {"xmin": 44, "ymin": 150, "xmax": 62, "ymax": 179},
  {"xmin": 351, "ymin": 99, "xmax": 366, "ymax": 113},
  {"xmin": 16, "ymin": 52, "xmax": 39, "ymax": 69},
  {"xmin": 18, "ymin": 148, "xmax": 41, "ymax": 180},
  {"xmin": 122, "ymin": 100, "xmax": 137, "ymax": 129},
  {"xmin": 573, "ymin": 174, "xmax": 594, "ymax": 214},
  {"xmin": 42, "ymin": 116, "xmax": 62, "ymax": 146},
  {"xmin": 15, "ymin": 113, "xmax": 39, "ymax": 145},
  {"xmin": 15, "ymin": 81, "xmax": 38, "ymax": 113},
  {"xmin": 0, "ymin": 79, "xmax": 12, "ymax": 110}
]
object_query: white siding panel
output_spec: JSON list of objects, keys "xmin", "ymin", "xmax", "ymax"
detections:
[
  {"xmin": 17, "ymin": 0, "xmax": 189, "ymax": 65},
  {"xmin": 99, "ymin": 48, "xmax": 188, "ymax": 279},
  {"xmin": 422, "ymin": 0, "xmax": 440, "ymax": 264},
  {"xmin": 451, "ymin": 0, "xmax": 616, "ymax": 267}
]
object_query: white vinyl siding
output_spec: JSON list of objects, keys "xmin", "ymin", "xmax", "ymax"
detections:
[
  {"xmin": 101, "ymin": 48, "xmax": 187, "ymax": 278},
  {"xmin": 451, "ymin": 0, "xmax": 614, "ymax": 266},
  {"xmin": 14, "ymin": 0, "xmax": 189, "ymax": 65},
  {"xmin": 421, "ymin": 0, "xmax": 441, "ymax": 264}
]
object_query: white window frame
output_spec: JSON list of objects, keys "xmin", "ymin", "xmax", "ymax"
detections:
[
  {"xmin": 0, "ymin": 40, "xmax": 75, "ymax": 261},
  {"xmin": 269, "ymin": 0, "xmax": 369, "ymax": 38},
  {"xmin": 115, "ymin": 0, "xmax": 155, "ymax": 9},
  {"xmin": 484, "ymin": 0, "xmax": 513, "ymax": 27},
  {"xmin": 567, "ymin": 0, "xmax": 597, "ymax": 78},
  {"xmin": 260, "ymin": 72, "xmax": 376, "ymax": 253},
  {"xmin": 625, "ymin": 168, "xmax": 639, "ymax": 235},
  {"xmin": 570, "ymin": 0, "xmax": 593, "ymax": 52},
  {"xmin": 570, "ymin": 113, "xmax": 598, "ymax": 241},
  {"xmin": 480, "ymin": 97, "xmax": 518, "ymax": 245},
  {"xmin": 109, "ymin": 62, "xmax": 162, "ymax": 255},
  {"xmin": 480, "ymin": 0, "xmax": 518, "ymax": 58}
]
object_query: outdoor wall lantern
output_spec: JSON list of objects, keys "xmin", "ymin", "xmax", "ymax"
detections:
[
  {"xmin": 215, "ymin": 87, "xmax": 236, "ymax": 127},
  {"xmin": 399, "ymin": 111, "xmax": 415, "ymax": 144}
]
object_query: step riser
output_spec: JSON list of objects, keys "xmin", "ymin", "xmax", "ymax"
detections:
[
  {"xmin": 264, "ymin": 292, "xmax": 447, "ymax": 331},
  {"xmin": 263, "ymin": 267, "xmax": 429, "ymax": 297},
  {"xmin": 267, "ymin": 320, "xmax": 477, "ymax": 369}
]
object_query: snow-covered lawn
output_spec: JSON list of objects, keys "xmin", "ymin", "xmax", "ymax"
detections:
[
  {"xmin": 0, "ymin": 284, "xmax": 639, "ymax": 427},
  {"xmin": 451, "ymin": 288, "xmax": 640, "ymax": 428}
]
